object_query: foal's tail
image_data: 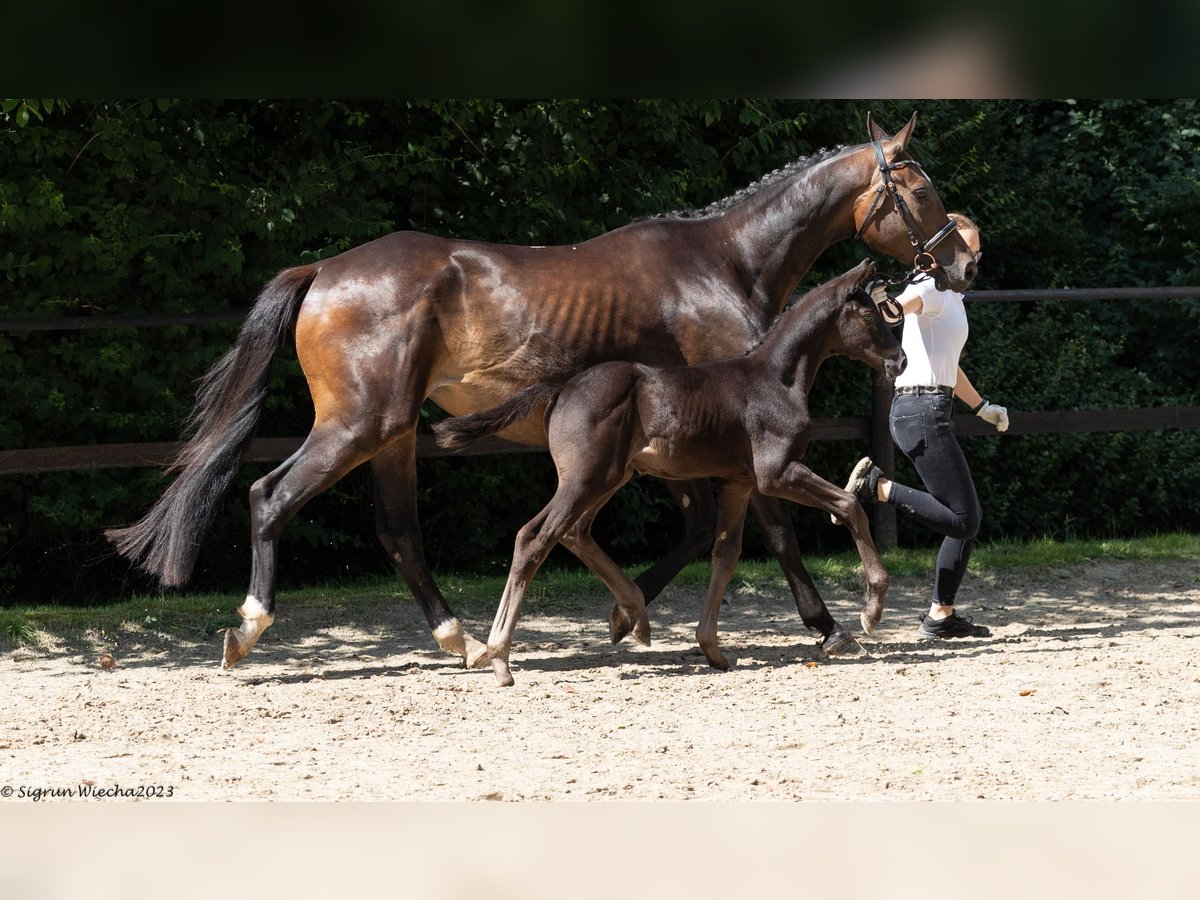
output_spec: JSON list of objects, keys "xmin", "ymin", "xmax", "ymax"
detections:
[
  {"xmin": 433, "ymin": 382, "xmax": 562, "ymax": 451},
  {"xmin": 105, "ymin": 264, "xmax": 321, "ymax": 588}
]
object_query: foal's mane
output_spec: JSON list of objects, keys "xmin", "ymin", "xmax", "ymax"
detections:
[
  {"xmin": 655, "ymin": 144, "xmax": 851, "ymax": 220},
  {"xmin": 737, "ymin": 269, "xmax": 860, "ymax": 358}
]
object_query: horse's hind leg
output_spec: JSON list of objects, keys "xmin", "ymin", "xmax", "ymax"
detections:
[
  {"xmin": 609, "ymin": 478, "xmax": 715, "ymax": 643},
  {"xmin": 223, "ymin": 424, "xmax": 377, "ymax": 669},
  {"xmin": 632, "ymin": 478, "xmax": 716, "ymax": 603},
  {"xmin": 371, "ymin": 436, "xmax": 486, "ymax": 666},
  {"xmin": 748, "ymin": 491, "xmax": 863, "ymax": 656},
  {"xmin": 694, "ymin": 483, "xmax": 753, "ymax": 671}
]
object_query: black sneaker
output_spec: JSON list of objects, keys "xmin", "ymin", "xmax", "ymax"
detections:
[
  {"xmin": 831, "ymin": 456, "xmax": 883, "ymax": 523},
  {"xmin": 917, "ymin": 611, "xmax": 991, "ymax": 639}
]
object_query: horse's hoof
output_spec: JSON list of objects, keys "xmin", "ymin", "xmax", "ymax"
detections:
[
  {"xmin": 631, "ymin": 615, "xmax": 652, "ymax": 647},
  {"xmin": 822, "ymin": 627, "xmax": 864, "ymax": 656},
  {"xmin": 609, "ymin": 605, "xmax": 632, "ymax": 644},
  {"xmin": 860, "ymin": 610, "xmax": 879, "ymax": 636},
  {"xmin": 702, "ymin": 649, "xmax": 731, "ymax": 671},
  {"xmin": 222, "ymin": 628, "xmax": 249, "ymax": 670}
]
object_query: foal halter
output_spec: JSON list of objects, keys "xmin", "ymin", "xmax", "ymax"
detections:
[{"xmin": 853, "ymin": 140, "xmax": 959, "ymax": 282}]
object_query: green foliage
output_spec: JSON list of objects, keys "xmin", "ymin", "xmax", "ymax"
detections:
[{"xmin": 2, "ymin": 99, "xmax": 1198, "ymax": 604}]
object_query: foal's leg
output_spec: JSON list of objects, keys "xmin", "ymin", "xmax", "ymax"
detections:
[
  {"xmin": 487, "ymin": 480, "xmax": 647, "ymax": 686},
  {"xmin": 695, "ymin": 483, "xmax": 753, "ymax": 671},
  {"xmin": 371, "ymin": 436, "xmax": 486, "ymax": 666},
  {"xmin": 610, "ymin": 479, "xmax": 716, "ymax": 643},
  {"xmin": 747, "ymin": 492, "xmax": 863, "ymax": 656},
  {"xmin": 557, "ymin": 487, "xmax": 652, "ymax": 648},
  {"xmin": 224, "ymin": 424, "xmax": 377, "ymax": 669},
  {"xmin": 759, "ymin": 462, "xmax": 890, "ymax": 635}
]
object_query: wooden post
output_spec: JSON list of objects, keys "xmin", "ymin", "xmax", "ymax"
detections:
[{"xmin": 869, "ymin": 370, "xmax": 897, "ymax": 550}]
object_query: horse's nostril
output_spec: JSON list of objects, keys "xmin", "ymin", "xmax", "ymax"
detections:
[{"xmin": 964, "ymin": 260, "xmax": 978, "ymax": 283}]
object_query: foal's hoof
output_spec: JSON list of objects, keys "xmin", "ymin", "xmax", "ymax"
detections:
[
  {"xmin": 860, "ymin": 609, "xmax": 881, "ymax": 636},
  {"xmin": 466, "ymin": 644, "xmax": 491, "ymax": 670},
  {"xmin": 492, "ymin": 658, "xmax": 515, "ymax": 688},
  {"xmin": 221, "ymin": 629, "xmax": 250, "ymax": 670},
  {"xmin": 609, "ymin": 605, "xmax": 632, "ymax": 644},
  {"xmin": 631, "ymin": 614, "xmax": 652, "ymax": 648},
  {"xmin": 822, "ymin": 626, "xmax": 864, "ymax": 657}
]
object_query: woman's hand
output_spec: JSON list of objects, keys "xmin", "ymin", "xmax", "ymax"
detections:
[{"xmin": 976, "ymin": 402, "xmax": 1009, "ymax": 432}]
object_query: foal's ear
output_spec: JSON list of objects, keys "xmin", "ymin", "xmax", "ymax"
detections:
[{"xmin": 854, "ymin": 258, "xmax": 877, "ymax": 286}]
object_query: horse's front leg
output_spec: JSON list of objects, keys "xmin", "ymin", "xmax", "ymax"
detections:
[{"xmin": 758, "ymin": 461, "xmax": 890, "ymax": 636}]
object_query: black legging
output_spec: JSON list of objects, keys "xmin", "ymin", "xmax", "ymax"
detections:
[{"xmin": 885, "ymin": 391, "xmax": 982, "ymax": 606}]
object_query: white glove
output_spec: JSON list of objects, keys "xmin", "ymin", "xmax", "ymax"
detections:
[
  {"xmin": 976, "ymin": 402, "xmax": 1009, "ymax": 432},
  {"xmin": 868, "ymin": 280, "xmax": 903, "ymax": 325}
]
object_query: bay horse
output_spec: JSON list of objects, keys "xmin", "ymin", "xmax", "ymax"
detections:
[
  {"xmin": 106, "ymin": 111, "xmax": 975, "ymax": 671},
  {"xmin": 434, "ymin": 259, "xmax": 904, "ymax": 685}
]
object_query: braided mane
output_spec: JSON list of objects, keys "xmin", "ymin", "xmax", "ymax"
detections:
[{"xmin": 657, "ymin": 145, "xmax": 850, "ymax": 219}]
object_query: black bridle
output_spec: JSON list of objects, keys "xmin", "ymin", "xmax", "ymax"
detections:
[{"xmin": 854, "ymin": 140, "xmax": 959, "ymax": 296}]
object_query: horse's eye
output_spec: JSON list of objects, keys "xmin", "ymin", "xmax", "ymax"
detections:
[{"xmin": 914, "ymin": 188, "xmax": 928, "ymax": 202}]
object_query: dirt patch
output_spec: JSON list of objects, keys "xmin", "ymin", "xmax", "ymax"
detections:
[{"xmin": 4, "ymin": 558, "xmax": 1199, "ymax": 801}]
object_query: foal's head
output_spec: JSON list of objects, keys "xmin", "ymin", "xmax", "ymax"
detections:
[{"xmin": 817, "ymin": 259, "xmax": 907, "ymax": 380}]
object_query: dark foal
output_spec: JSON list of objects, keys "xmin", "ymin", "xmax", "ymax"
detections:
[{"xmin": 436, "ymin": 259, "xmax": 906, "ymax": 686}]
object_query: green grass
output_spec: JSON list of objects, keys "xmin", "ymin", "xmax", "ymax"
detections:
[{"xmin": 2, "ymin": 533, "xmax": 1197, "ymax": 647}]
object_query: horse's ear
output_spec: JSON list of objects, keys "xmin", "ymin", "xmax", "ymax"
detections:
[
  {"xmin": 892, "ymin": 111, "xmax": 918, "ymax": 150},
  {"xmin": 866, "ymin": 110, "xmax": 888, "ymax": 143}
]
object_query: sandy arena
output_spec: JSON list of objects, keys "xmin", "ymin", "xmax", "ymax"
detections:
[{"xmin": 4, "ymin": 558, "xmax": 1198, "ymax": 801}]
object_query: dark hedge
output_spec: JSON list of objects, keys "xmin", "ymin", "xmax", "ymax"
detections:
[{"xmin": 2, "ymin": 99, "xmax": 1197, "ymax": 603}]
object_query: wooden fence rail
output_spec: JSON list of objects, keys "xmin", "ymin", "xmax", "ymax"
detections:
[{"xmin": 3, "ymin": 287, "xmax": 1198, "ymax": 483}]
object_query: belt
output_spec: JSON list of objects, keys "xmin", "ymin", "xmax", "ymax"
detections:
[{"xmin": 894, "ymin": 385, "xmax": 953, "ymax": 398}]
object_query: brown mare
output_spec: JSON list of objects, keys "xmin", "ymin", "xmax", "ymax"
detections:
[
  {"xmin": 434, "ymin": 259, "xmax": 904, "ymax": 685},
  {"xmin": 106, "ymin": 112, "xmax": 976, "ymax": 671}
]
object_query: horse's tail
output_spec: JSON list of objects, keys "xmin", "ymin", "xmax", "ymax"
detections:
[
  {"xmin": 433, "ymin": 382, "xmax": 563, "ymax": 452},
  {"xmin": 105, "ymin": 263, "xmax": 321, "ymax": 588}
]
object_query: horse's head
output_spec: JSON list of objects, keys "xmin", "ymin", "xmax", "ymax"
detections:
[
  {"xmin": 827, "ymin": 259, "xmax": 907, "ymax": 380},
  {"xmin": 852, "ymin": 112, "xmax": 978, "ymax": 293}
]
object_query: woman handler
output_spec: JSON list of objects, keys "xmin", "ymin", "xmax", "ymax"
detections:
[{"xmin": 844, "ymin": 213, "xmax": 1008, "ymax": 639}]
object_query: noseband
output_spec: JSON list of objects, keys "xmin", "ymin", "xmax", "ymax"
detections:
[{"xmin": 854, "ymin": 140, "xmax": 959, "ymax": 283}]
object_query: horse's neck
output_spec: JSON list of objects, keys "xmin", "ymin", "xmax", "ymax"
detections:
[{"xmin": 721, "ymin": 147, "xmax": 869, "ymax": 318}]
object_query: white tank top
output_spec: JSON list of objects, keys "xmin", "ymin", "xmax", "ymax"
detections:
[{"xmin": 892, "ymin": 275, "xmax": 969, "ymax": 389}]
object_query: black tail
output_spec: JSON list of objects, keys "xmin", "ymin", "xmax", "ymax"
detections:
[
  {"xmin": 105, "ymin": 264, "xmax": 320, "ymax": 588},
  {"xmin": 433, "ymin": 382, "xmax": 562, "ymax": 451}
]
